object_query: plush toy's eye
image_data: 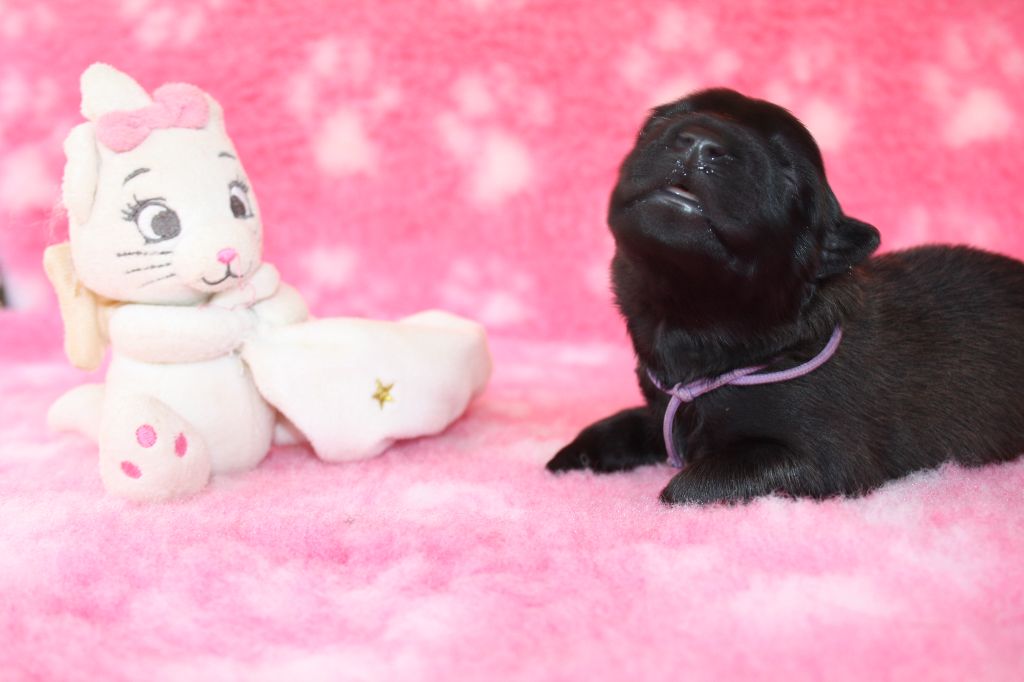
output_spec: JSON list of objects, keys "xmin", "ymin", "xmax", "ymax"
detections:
[
  {"xmin": 132, "ymin": 201, "xmax": 181, "ymax": 243},
  {"xmin": 229, "ymin": 181, "xmax": 253, "ymax": 219}
]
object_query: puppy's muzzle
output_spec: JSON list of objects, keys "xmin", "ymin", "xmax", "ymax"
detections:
[{"xmin": 670, "ymin": 124, "xmax": 729, "ymax": 168}]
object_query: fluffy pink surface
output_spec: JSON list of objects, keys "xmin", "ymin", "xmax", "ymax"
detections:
[
  {"xmin": 3, "ymin": 314, "xmax": 1024, "ymax": 680},
  {"xmin": 3, "ymin": 0, "xmax": 1024, "ymax": 679}
]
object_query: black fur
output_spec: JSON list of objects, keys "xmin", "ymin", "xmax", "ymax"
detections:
[{"xmin": 547, "ymin": 88, "xmax": 1024, "ymax": 505}]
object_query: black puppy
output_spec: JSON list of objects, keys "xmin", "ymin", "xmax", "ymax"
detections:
[{"xmin": 547, "ymin": 88, "xmax": 1024, "ymax": 505}]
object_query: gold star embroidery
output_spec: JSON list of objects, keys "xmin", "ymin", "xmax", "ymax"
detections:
[{"xmin": 372, "ymin": 379, "xmax": 395, "ymax": 410}]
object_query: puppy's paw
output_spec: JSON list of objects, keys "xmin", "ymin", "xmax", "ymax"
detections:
[
  {"xmin": 658, "ymin": 444, "xmax": 805, "ymax": 506},
  {"xmin": 547, "ymin": 407, "xmax": 666, "ymax": 474},
  {"xmin": 546, "ymin": 438, "xmax": 594, "ymax": 472},
  {"xmin": 546, "ymin": 431, "xmax": 631, "ymax": 473},
  {"xmin": 659, "ymin": 474, "xmax": 725, "ymax": 506}
]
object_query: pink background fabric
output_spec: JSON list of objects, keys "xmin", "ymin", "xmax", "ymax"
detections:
[
  {"xmin": 1, "ymin": 1, "xmax": 1023, "ymax": 679},
  {"xmin": 3, "ymin": 0, "xmax": 1024, "ymax": 338}
]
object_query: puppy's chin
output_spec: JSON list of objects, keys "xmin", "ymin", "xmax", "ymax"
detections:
[
  {"xmin": 610, "ymin": 190, "xmax": 813, "ymax": 334},
  {"xmin": 609, "ymin": 191, "xmax": 732, "ymax": 271},
  {"xmin": 647, "ymin": 186, "xmax": 703, "ymax": 215}
]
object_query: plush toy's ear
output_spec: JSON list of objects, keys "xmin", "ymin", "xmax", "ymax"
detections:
[
  {"xmin": 817, "ymin": 216, "xmax": 880, "ymax": 280},
  {"xmin": 43, "ymin": 243, "xmax": 111, "ymax": 371},
  {"xmin": 80, "ymin": 63, "xmax": 151, "ymax": 121},
  {"xmin": 62, "ymin": 123, "xmax": 99, "ymax": 226},
  {"xmin": 203, "ymin": 92, "xmax": 228, "ymax": 134}
]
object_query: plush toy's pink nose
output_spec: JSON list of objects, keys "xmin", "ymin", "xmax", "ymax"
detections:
[{"xmin": 217, "ymin": 248, "xmax": 238, "ymax": 264}]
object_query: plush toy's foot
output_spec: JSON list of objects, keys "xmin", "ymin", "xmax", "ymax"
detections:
[
  {"xmin": 48, "ymin": 383, "xmax": 105, "ymax": 441},
  {"xmin": 98, "ymin": 396, "xmax": 211, "ymax": 501}
]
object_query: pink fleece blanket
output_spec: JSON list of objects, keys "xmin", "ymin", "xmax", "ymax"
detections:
[{"xmin": 2, "ymin": 1, "xmax": 1024, "ymax": 679}]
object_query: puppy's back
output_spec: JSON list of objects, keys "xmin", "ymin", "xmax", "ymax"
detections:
[{"xmin": 851, "ymin": 244, "xmax": 1024, "ymax": 469}]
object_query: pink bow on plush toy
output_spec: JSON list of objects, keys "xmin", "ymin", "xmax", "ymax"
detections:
[{"xmin": 96, "ymin": 83, "xmax": 209, "ymax": 152}]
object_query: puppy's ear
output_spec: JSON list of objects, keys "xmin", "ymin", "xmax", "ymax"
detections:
[{"xmin": 817, "ymin": 216, "xmax": 880, "ymax": 279}]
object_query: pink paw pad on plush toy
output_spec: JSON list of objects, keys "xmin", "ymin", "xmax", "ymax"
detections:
[
  {"xmin": 119, "ymin": 429, "xmax": 188, "ymax": 480},
  {"xmin": 97, "ymin": 397, "xmax": 211, "ymax": 501},
  {"xmin": 120, "ymin": 461, "xmax": 142, "ymax": 479},
  {"xmin": 136, "ymin": 424, "xmax": 156, "ymax": 447}
]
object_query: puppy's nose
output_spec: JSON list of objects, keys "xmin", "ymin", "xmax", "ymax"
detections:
[
  {"xmin": 217, "ymin": 248, "xmax": 238, "ymax": 264},
  {"xmin": 672, "ymin": 125, "xmax": 728, "ymax": 164}
]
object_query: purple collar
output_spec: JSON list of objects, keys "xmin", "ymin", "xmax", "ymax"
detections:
[{"xmin": 647, "ymin": 325, "xmax": 844, "ymax": 468}]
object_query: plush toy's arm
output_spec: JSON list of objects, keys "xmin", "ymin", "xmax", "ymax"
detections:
[
  {"xmin": 253, "ymin": 282, "xmax": 310, "ymax": 327},
  {"xmin": 209, "ymin": 263, "xmax": 281, "ymax": 310},
  {"xmin": 209, "ymin": 262, "xmax": 310, "ymax": 328},
  {"xmin": 108, "ymin": 303, "xmax": 256, "ymax": 363}
]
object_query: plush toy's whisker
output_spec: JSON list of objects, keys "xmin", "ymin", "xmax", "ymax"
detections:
[
  {"xmin": 125, "ymin": 262, "xmax": 173, "ymax": 275},
  {"xmin": 139, "ymin": 272, "xmax": 176, "ymax": 288},
  {"xmin": 116, "ymin": 250, "xmax": 174, "ymax": 258}
]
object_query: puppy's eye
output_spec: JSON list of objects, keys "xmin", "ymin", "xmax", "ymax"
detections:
[
  {"xmin": 229, "ymin": 181, "xmax": 253, "ymax": 219},
  {"xmin": 131, "ymin": 201, "xmax": 181, "ymax": 243}
]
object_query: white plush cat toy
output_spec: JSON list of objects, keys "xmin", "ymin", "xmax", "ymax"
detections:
[{"xmin": 45, "ymin": 64, "xmax": 491, "ymax": 501}]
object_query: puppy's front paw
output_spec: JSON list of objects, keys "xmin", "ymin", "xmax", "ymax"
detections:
[
  {"xmin": 660, "ymin": 464, "xmax": 759, "ymax": 506},
  {"xmin": 546, "ymin": 438, "xmax": 594, "ymax": 472},
  {"xmin": 659, "ymin": 441, "xmax": 821, "ymax": 505},
  {"xmin": 547, "ymin": 407, "xmax": 666, "ymax": 474},
  {"xmin": 659, "ymin": 473, "xmax": 715, "ymax": 506}
]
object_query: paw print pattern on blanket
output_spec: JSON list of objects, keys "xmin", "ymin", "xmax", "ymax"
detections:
[
  {"xmin": 619, "ymin": 6, "xmax": 851, "ymax": 154},
  {"xmin": 436, "ymin": 68, "xmax": 551, "ymax": 206},
  {"xmin": 119, "ymin": 0, "xmax": 220, "ymax": 49},
  {"xmin": 618, "ymin": 6, "xmax": 740, "ymax": 110},
  {"xmin": 3, "ymin": 2, "xmax": 1024, "ymax": 343},
  {"xmin": 286, "ymin": 37, "xmax": 402, "ymax": 177},
  {"xmin": 923, "ymin": 23, "xmax": 1021, "ymax": 148},
  {"xmin": 905, "ymin": 22, "xmax": 1024, "ymax": 250},
  {"xmin": 439, "ymin": 257, "xmax": 537, "ymax": 327}
]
